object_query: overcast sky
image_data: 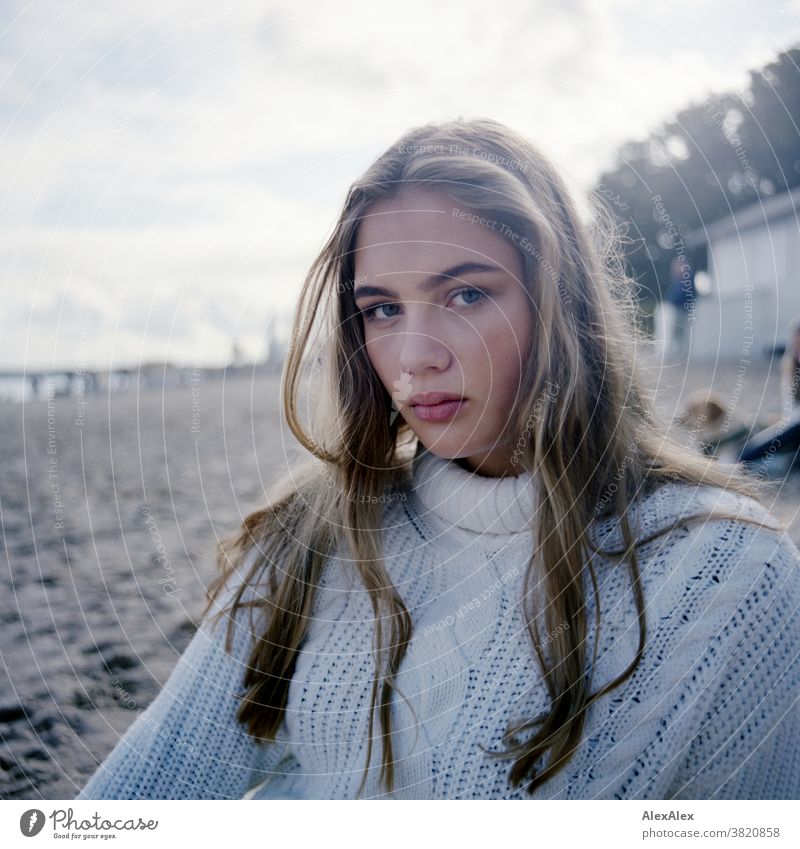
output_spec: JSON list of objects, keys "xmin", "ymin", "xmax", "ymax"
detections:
[{"xmin": 2, "ymin": 0, "xmax": 800, "ymax": 371}]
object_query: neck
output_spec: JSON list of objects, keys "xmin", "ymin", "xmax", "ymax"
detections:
[
  {"xmin": 411, "ymin": 442, "xmax": 536, "ymax": 535},
  {"xmin": 452, "ymin": 454, "xmax": 521, "ymax": 478}
]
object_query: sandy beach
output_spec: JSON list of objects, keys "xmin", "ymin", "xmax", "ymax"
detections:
[{"xmin": 1, "ymin": 353, "xmax": 799, "ymax": 800}]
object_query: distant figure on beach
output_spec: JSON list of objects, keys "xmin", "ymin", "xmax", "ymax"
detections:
[
  {"xmin": 76, "ymin": 117, "xmax": 800, "ymax": 802},
  {"xmin": 738, "ymin": 315, "xmax": 800, "ymax": 472},
  {"xmin": 664, "ymin": 256, "xmax": 696, "ymax": 359},
  {"xmin": 675, "ymin": 388, "xmax": 757, "ymax": 460}
]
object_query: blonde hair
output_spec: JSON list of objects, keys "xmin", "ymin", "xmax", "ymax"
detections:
[{"xmin": 202, "ymin": 117, "xmax": 784, "ymax": 798}]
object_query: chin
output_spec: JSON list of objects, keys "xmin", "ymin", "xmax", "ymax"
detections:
[{"xmin": 415, "ymin": 436, "xmax": 480, "ymax": 461}]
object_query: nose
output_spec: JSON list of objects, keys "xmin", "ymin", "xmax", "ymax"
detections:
[{"xmin": 397, "ymin": 327, "xmax": 452, "ymax": 375}]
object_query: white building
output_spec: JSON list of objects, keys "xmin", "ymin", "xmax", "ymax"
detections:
[{"xmin": 681, "ymin": 183, "xmax": 800, "ymax": 362}]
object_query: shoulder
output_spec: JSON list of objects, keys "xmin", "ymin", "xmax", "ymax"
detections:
[
  {"xmin": 590, "ymin": 479, "xmax": 799, "ymax": 611},
  {"xmin": 590, "ymin": 478, "xmax": 778, "ymax": 551},
  {"xmin": 201, "ymin": 543, "xmax": 275, "ymax": 640},
  {"xmin": 586, "ymin": 483, "xmax": 800, "ymax": 712}
]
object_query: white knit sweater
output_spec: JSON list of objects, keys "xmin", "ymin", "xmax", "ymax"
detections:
[{"xmin": 77, "ymin": 445, "xmax": 800, "ymax": 799}]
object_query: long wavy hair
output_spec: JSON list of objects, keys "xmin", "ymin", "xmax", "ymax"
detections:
[{"xmin": 201, "ymin": 117, "xmax": 784, "ymax": 798}]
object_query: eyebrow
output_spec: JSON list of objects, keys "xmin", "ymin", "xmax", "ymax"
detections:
[{"xmin": 353, "ymin": 261, "xmax": 503, "ymax": 301}]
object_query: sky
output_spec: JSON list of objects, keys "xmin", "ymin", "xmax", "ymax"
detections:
[{"xmin": 1, "ymin": 0, "xmax": 800, "ymax": 371}]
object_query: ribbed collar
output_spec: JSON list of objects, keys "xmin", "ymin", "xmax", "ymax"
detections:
[{"xmin": 411, "ymin": 441, "xmax": 537, "ymax": 535}]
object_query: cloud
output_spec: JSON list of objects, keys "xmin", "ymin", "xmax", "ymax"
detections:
[{"xmin": 2, "ymin": 0, "xmax": 799, "ymax": 369}]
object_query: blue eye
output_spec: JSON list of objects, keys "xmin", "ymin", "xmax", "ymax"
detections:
[
  {"xmin": 456, "ymin": 288, "xmax": 484, "ymax": 306},
  {"xmin": 360, "ymin": 286, "xmax": 488, "ymax": 324},
  {"xmin": 361, "ymin": 302, "xmax": 401, "ymax": 322}
]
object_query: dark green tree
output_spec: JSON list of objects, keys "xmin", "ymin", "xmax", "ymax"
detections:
[{"xmin": 593, "ymin": 45, "xmax": 800, "ymax": 315}]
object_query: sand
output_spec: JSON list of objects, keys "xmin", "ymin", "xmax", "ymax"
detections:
[{"xmin": 1, "ymin": 354, "xmax": 798, "ymax": 799}]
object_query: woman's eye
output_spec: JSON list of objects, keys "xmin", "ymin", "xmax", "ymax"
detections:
[
  {"xmin": 453, "ymin": 287, "xmax": 486, "ymax": 307},
  {"xmin": 360, "ymin": 287, "xmax": 487, "ymax": 324},
  {"xmin": 361, "ymin": 302, "xmax": 401, "ymax": 323}
]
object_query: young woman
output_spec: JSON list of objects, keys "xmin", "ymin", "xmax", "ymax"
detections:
[{"xmin": 77, "ymin": 117, "xmax": 800, "ymax": 801}]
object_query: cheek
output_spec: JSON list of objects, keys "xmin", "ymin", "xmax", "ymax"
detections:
[
  {"xmin": 480, "ymin": 321, "xmax": 530, "ymax": 396},
  {"xmin": 482, "ymin": 322, "xmax": 529, "ymax": 368}
]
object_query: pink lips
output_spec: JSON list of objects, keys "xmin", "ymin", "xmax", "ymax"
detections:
[{"xmin": 412, "ymin": 398, "xmax": 467, "ymax": 422}]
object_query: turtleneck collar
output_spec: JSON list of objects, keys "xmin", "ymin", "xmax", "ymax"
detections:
[{"xmin": 410, "ymin": 441, "xmax": 537, "ymax": 535}]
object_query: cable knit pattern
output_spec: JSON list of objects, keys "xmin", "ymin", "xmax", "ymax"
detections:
[{"xmin": 77, "ymin": 446, "xmax": 800, "ymax": 800}]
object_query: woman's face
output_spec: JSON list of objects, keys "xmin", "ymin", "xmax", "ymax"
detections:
[{"xmin": 352, "ymin": 186, "xmax": 534, "ymax": 477}]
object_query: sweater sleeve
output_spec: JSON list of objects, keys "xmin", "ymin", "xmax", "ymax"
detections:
[
  {"xmin": 76, "ymin": 551, "xmax": 290, "ymax": 800},
  {"xmin": 666, "ymin": 526, "xmax": 800, "ymax": 800}
]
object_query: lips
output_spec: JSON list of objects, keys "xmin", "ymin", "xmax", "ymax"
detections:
[
  {"xmin": 409, "ymin": 397, "xmax": 467, "ymax": 422},
  {"xmin": 407, "ymin": 392, "xmax": 464, "ymax": 406}
]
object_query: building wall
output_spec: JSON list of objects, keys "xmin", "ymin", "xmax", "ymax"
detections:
[{"xmin": 688, "ymin": 213, "xmax": 800, "ymax": 361}]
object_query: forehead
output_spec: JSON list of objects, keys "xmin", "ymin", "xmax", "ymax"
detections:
[{"xmin": 353, "ymin": 186, "xmax": 522, "ymax": 280}]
